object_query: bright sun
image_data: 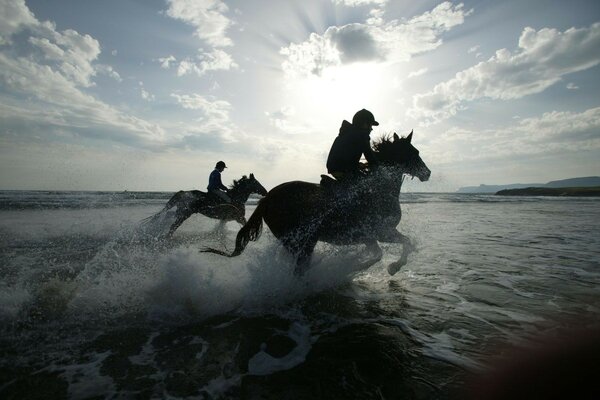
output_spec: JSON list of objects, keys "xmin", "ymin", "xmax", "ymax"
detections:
[{"xmin": 286, "ymin": 62, "xmax": 391, "ymax": 127}]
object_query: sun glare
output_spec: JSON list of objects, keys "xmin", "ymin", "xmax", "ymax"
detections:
[{"xmin": 286, "ymin": 63, "xmax": 390, "ymax": 127}]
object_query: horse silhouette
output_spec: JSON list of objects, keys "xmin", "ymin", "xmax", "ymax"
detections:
[
  {"xmin": 150, "ymin": 174, "xmax": 268, "ymax": 236},
  {"xmin": 203, "ymin": 131, "xmax": 430, "ymax": 275}
]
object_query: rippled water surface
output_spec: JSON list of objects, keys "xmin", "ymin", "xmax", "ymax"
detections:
[{"xmin": 1, "ymin": 190, "xmax": 599, "ymax": 399}]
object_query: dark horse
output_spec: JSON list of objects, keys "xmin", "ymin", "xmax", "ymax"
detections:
[
  {"xmin": 203, "ymin": 131, "xmax": 430, "ymax": 275},
  {"xmin": 151, "ymin": 174, "xmax": 268, "ymax": 236}
]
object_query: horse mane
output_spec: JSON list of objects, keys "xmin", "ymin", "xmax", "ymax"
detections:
[
  {"xmin": 372, "ymin": 134, "xmax": 394, "ymax": 152},
  {"xmin": 229, "ymin": 175, "xmax": 248, "ymax": 190},
  {"xmin": 372, "ymin": 134, "xmax": 397, "ymax": 162}
]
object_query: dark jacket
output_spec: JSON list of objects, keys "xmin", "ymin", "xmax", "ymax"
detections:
[
  {"xmin": 207, "ymin": 169, "xmax": 227, "ymax": 191},
  {"xmin": 326, "ymin": 120, "xmax": 377, "ymax": 174}
]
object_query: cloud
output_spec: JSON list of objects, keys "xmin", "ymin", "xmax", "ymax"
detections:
[
  {"xmin": 0, "ymin": 0, "xmax": 165, "ymax": 148},
  {"xmin": 332, "ymin": 0, "xmax": 388, "ymax": 6},
  {"xmin": 429, "ymin": 106, "xmax": 600, "ymax": 164},
  {"xmin": 467, "ymin": 45, "xmax": 480, "ymax": 54},
  {"xmin": 158, "ymin": 55, "xmax": 177, "ymax": 69},
  {"xmin": 566, "ymin": 82, "xmax": 579, "ymax": 90},
  {"xmin": 163, "ymin": 0, "xmax": 238, "ymax": 79},
  {"xmin": 280, "ymin": 2, "xmax": 470, "ymax": 78},
  {"xmin": 165, "ymin": 0, "xmax": 233, "ymax": 47},
  {"xmin": 0, "ymin": 0, "xmax": 38, "ymax": 44},
  {"xmin": 408, "ymin": 67, "xmax": 428, "ymax": 78},
  {"xmin": 265, "ymin": 106, "xmax": 308, "ymax": 134},
  {"xmin": 96, "ymin": 64, "xmax": 122, "ymax": 82},
  {"xmin": 139, "ymin": 82, "xmax": 155, "ymax": 101},
  {"xmin": 171, "ymin": 93, "xmax": 232, "ymax": 123},
  {"xmin": 409, "ymin": 23, "xmax": 600, "ymax": 124},
  {"xmin": 176, "ymin": 49, "xmax": 237, "ymax": 77}
]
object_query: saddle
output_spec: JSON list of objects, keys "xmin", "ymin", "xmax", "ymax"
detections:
[
  {"xmin": 205, "ymin": 191, "xmax": 228, "ymax": 207},
  {"xmin": 320, "ymin": 174, "xmax": 338, "ymax": 188},
  {"xmin": 320, "ymin": 174, "xmax": 352, "ymax": 199}
]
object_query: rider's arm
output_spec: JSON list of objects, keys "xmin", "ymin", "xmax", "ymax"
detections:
[
  {"xmin": 217, "ymin": 173, "xmax": 228, "ymax": 191},
  {"xmin": 362, "ymin": 136, "xmax": 378, "ymax": 166}
]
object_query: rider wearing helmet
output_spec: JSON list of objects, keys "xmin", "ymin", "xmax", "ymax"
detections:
[
  {"xmin": 326, "ymin": 109, "xmax": 379, "ymax": 181},
  {"xmin": 207, "ymin": 161, "xmax": 231, "ymax": 203}
]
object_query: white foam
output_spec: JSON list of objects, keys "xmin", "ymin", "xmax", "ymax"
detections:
[{"xmin": 248, "ymin": 322, "xmax": 313, "ymax": 375}]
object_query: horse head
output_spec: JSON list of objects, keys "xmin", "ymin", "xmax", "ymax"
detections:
[
  {"xmin": 373, "ymin": 130, "xmax": 431, "ymax": 182},
  {"xmin": 236, "ymin": 173, "xmax": 268, "ymax": 196}
]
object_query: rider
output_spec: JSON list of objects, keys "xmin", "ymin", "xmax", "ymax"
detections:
[
  {"xmin": 207, "ymin": 161, "xmax": 231, "ymax": 203},
  {"xmin": 326, "ymin": 108, "xmax": 379, "ymax": 182}
]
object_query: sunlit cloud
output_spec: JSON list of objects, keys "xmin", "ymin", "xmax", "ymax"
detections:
[
  {"xmin": 171, "ymin": 93, "xmax": 231, "ymax": 123},
  {"xmin": 409, "ymin": 23, "xmax": 600, "ymax": 124},
  {"xmin": 165, "ymin": 0, "xmax": 233, "ymax": 47},
  {"xmin": 332, "ymin": 0, "xmax": 388, "ymax": 6},
  {"xmin": 280, "ymin": 2, "xmax": 471, "ymax": 78},
  {"xmin": 175, "ymin": 49, "xmax": 238, "ymax": 77},
  {"xmin": 408, "ymin": 67, "xmax": 428, "ymax": 78},
  {"xmin": 164, "ymin": 0, "xmax": 237, "ymax": 78}
]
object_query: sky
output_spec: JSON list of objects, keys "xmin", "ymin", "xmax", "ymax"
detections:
[{"xmin": 0, "ymin": 0, "xmax": 599, "ymax": 192}]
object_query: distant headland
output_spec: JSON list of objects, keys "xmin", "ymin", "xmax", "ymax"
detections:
[
  {"xmin": 457, "ymin": 176, "xmax": 600, "ymax": 194},
  {"xmin": 496, "ymin": 186, "xmax": 600, "ymax": 197}
]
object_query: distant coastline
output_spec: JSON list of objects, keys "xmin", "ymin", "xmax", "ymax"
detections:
[
  {"xmin": 496, "ymin": 186, "xmax": 600, "ymax": 197},
  {"xmin": 457, "ymin": 176, "xmax": 600, "ymax": 193}
]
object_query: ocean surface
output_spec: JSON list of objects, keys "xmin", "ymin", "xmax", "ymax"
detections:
[{"xmin": 1, "ymin": 190, "xmax": 599, "ymax": 399}]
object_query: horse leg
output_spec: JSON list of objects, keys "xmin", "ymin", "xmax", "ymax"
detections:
[
  {"xmin": 168, "ymin": 210, "xmax": 191, "ymax": 237},
  {"xmin": 352, "ymin": 239, "xmax": 383, "ymax": 272},
  {"xmin": 294, "ymin": 234, "xmax": 318, "ymax": 276},
  {"xmin": 380, "ymin": 230, "xmax": 414, "ymax": 275}
]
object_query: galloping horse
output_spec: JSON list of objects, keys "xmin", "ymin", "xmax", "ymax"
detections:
[
  {"xmin": 152, "ymin": 174, "xmax": 268, "ymax": 236},
  {"xmin": 203, "ymin": 131, "xmax": 430, "ymax": 275}
]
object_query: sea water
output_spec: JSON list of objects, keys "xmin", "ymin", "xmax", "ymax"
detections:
[{"xmin": 1, "ymin": 190, "xmax": 599, "ymax": 398}]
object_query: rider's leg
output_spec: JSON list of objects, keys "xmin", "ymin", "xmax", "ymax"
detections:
[{"xmin": 210, "ymin": 189, "xmax": 231, "ymax": 203}]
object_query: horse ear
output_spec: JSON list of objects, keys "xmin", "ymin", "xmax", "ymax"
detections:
[
  {"xmin": 250, "ymin": 173, "xmax": 254, "ymax": 179},
  {"xmin": 406, "ymin": 130, "xmax": 413, "ymax": 142},
  {"xmin": 393, "ymin": 132, "xmax": 400, "ymax": 142}
]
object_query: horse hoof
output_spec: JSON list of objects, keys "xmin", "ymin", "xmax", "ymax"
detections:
[{"xmin": 387, "ymin": 261, "xmax": 404, "ymax": 276}]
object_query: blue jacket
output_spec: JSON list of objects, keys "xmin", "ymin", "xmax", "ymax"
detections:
[{"xmin": 207, "ymin": 169, "xmax": 227, "ymax": 191}]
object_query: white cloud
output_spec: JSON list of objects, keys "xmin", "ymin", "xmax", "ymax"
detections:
[
  {"xmin": 280, "ymin": 2, "xmax": 470, "ymax": 78},
  {"xmin": 430, "ymin": 106, "xmax": 600, "ymax": 164},
  {"xmin": 409, "ymin": 23, "xmax": 600, "ymax": 124},
  {"xmin": 176, "ymin": 49, "xmax": 237, "ymax": 77},
  {"xmin": 165, "ymin": 0, "xmax": 233, "ymax": 47},
  {"xmin": 96, "ymin": 64, "xmax": 122, "ymax": 82},
  {"xmin": 0, "ymin": 0, "xmax": 165, "ymax": 148},
  {"xmin": 158, "ymin": 55, "xmax": 177, "ymax": 69},
  {"xmin": 0, "ymin": 0, "xmax": 38, "ymax": 45},
  {"xmin": 332, "ymin": 0, "xmax": 388, "ymax": 6},
  {"xmin": 171, "ymin": 93, "xmax": 231, "ymax": 123},
  {"xmin": 566, "ymin": 82, "xmax": 579, "ymax": 90},
  {"xmin": 139, "ymin": 82, "xmax": 155, "ymax": 101},
  {"xmin": 467, "ymin": 45, "xmax": 480, "ymax": 54},
  {"xmin": 408, "ymin": 67, "xmax": 428, "ymax": 78},
  {"xmin": 265, "ymin": 106, "xmax": 309, "ymax": 134}
]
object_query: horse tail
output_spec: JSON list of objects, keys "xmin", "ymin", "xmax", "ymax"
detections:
[
  {"xmin": 202, "ymin": 198, "xmax": 266, "ymax": 257},
  {"xmin": 163, "ymin": 191, "xmax": 183, "ymax": 211},
  {"xmin": 139, "ymin": 191, "xmax": 180, "ymax": 225}
]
